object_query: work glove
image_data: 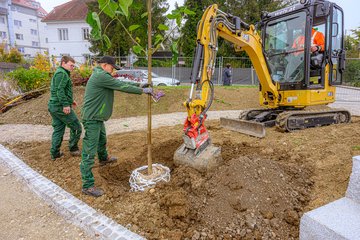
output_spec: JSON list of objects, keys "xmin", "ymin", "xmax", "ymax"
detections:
[
  {"xmin": 151, "ymin": 90, "xmax": 165, "ymax": 103},
  {"xmin": 142, "ymin": 87, "xmax": 153, "ymax": 95},
  {"xmin": 140, "ymin": 82, "xmax": 153, "ymax": 88}
]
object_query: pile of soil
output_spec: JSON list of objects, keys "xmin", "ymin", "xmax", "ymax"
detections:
[
  {"xmin": 0, "ymin": 86, "xmax": 259, "ymax": 125},
  {"xmin": 6, "ymin": 116, "xmax": 360, "ymax": 239}
]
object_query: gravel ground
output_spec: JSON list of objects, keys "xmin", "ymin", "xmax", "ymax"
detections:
[
  {"xmin": 0, "ymin": 163, "xmax": 93, "ymax": 240},
  {"xmin": 0, "ymin": 110, "xmax": 240, "ymax": 143}
]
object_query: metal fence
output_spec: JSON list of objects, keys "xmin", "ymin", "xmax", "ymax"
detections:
[{"xmin": 14, "ymin": 55, "xmax": 360, "ymax": 89}]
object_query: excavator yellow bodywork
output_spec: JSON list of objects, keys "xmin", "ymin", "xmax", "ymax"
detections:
[{"xmin": 174, "ymin": 1, "xmax": 350, "ymax": 170}]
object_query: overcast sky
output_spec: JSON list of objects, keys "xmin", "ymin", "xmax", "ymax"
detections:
[{"xmin": 38, "ymin": 0, "xmax": 358, "ymax": 33}]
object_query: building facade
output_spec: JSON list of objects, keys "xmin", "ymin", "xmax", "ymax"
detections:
[
  {"xmin": 42, "ymin": 0, "xmax": 92, "ymax": 63},
  {"xmin": 0, "ymin": 0, "xmax": 48, "ymax": 57}
]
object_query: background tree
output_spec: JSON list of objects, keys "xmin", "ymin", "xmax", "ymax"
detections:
[
  {"xmin": 345, "ymin": 27, "xmax": 360, "ymax": 58},
  {"xmin": 344, "ymin": 27, "xmax": 360, "ymax": 86},
  {"xmin": 179, "ymin": 0, "xmax": 296, "ymax": 58},
  {"xmin": 86, "ymin": 0, "xmax": 168, "ymax": 56}
]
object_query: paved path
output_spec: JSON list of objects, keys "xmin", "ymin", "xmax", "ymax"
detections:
[
  {"xmin": 0, "ymin": 110, "xmax": 241, "ymax": 143},
  {"xmin": 329, "ymin": 86, "xmax": 360, "ymax": 116},
  {"xmin": 0, "ymin": 163, "xmax": 91, "ymax": 240}
]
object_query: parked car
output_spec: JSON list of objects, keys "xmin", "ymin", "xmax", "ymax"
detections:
[{"xmin": 115, "ymin": 69, "xmax": 180, "ymax": 86}]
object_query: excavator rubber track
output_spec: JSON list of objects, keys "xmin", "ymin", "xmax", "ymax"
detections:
[{"xmin": 275, "ymin": 108, "xmax": 351, "ymax": 132}]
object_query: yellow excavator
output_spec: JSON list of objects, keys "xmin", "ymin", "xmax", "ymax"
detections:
[{"xmin": 174, "ymin": 0, "xmax": 350, "ymax": 171}]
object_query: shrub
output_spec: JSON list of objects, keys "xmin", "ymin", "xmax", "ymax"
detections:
[
  {"xmin": 71, "ymin": 64, "xmax": 93, "ymax": 86},
  {"xmin": 0, "ymin": 43, "xmax": 24, "ymax": 63},
  {"xmin": 7, "ymin": 68, "xmax": 50, "ymax": 92},
  {"xmin": 7, "ymin": 47, "xmax": 24, "ymax": 63},
  {"xmin": 31, "ymin": 52, "xmax": 51, "ymax": 72},
  {"xmin": 343, "ymin": 60, "xmax": 360, "ymax": 86}
]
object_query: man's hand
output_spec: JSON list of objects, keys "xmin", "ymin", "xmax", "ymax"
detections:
[
  {"xmin": 140, "ymin": 82, "xmax": 153, "ymax": 88},
  {"xmin": 311, "ymin": 46, "xmax": 320, "ymax": 53},
  {"xmin": 142, "ymin": 87, "xmax": 153, "ymax": 95},
  {"xmin": 63, "ymin": 106, "xmax": 71, "ymax": 115}
]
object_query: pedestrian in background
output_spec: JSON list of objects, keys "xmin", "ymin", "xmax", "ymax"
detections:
[
  {"xmin": 80, "ymin": 56, "xmax": 153, "ymax": 197},
  {"xmin": 223, "ymin": 63, "xmax": 232, "ymax": 86},
  {"xmin": 48, "ymin": 56, "xmax": 82, "ymax": 160}
]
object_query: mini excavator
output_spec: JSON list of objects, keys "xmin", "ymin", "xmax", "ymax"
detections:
[{"xmin": 174, "ymin": 0, "xmax": 350, "ymax": 171}]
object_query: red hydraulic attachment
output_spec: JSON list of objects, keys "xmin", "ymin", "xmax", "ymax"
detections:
[{"xmin": 183, "ymin": 113, "xmax": 210, "ymax": 152}]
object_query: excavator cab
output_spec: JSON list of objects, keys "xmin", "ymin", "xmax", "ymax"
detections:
[{"xmin": 261, "ymin": 0, "xmax": 345, "ymax": 96}]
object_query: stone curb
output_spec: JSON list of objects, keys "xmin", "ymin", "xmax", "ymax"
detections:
[
  {"xmin": 0, "ymin": 144, "xmax": 145, "ymax": 240},
  {"xmin": 300, "ymin": 156, "xmax": 360, "ymax": 239}
]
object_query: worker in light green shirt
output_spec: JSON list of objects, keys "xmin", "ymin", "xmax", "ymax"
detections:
[
  {"xmin": 48, "ymin": 56, "xmax": 82, "ymax": 160},
  {"xmin": 80, "ymin": 56, "xmax": 153, "ymax": 197}
]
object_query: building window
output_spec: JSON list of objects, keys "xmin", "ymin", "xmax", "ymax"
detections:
[
  {"xmin": 11, "ymin": 6, "xmax": 17, "ymax": 11},
  {"xmin": 30, "ymin": 29, "xmax": 37, "ymax": 35},
  {"xmin": 0, "ymin": 17, "xmax": 5, "ymax": 24},
  {"xmin": 29, "ymin": 19, "xmax": 36, "ymax": 23},
  {"xmin": 45, "ymin": 38, "xmax": 48, "ymax": 43},
  {"xmin": 18, "ymin": 47, "xmax": 25, "ymax": 53},
  {"xmin": 58, "ymin": 28, "xmax": 69, "ymax": 41},
  {"xmin": 15, "ymin": 33, "xmax": 23, "ymax": 40},
  {"xmin": 0, "ymin": 31, "xmax": 6, "ymax": 39},
  {"xmin": 31, "ymin": 2, "xmax": 39, "ymax": 8},
  {"xmin": 32, "ymin": 41, "xmax": 39, "ymax": 47},
  {"xmin": 82, "ymin": 28, "xmax": 90, "ymax": 40},
  {"xmin": 14, "ymin": 20, "xmax": 22, "ymax": 27}
]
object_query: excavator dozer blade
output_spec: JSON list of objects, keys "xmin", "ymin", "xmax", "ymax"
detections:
[{"xmin": 220, "ymin": 117, "xmax": 266, "ymax": 138}]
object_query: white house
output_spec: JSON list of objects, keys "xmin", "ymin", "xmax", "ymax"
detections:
[
  {"xmin": 0, "ymin": 0, "xmax": 48, "ymax": 57},
  {"xmin": 42, "ymin": 0, "xmax": 92, "ymax": 63}
]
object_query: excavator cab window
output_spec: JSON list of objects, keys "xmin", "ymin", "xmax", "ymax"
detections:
[
  {"xmin": 264, "ymin": 12, "xmax": 307, "ymax": 85},
  {"xmin": 330, "ymin": 6, "xmax": 344, "ymax": 85}
]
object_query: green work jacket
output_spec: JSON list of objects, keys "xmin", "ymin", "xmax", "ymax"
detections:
[
  {"xmin": 81, "ymin": 66, "xmax": 143, "ymax": 121},
  {"xmin": 48, "ymin": 66, "xmax": 73, "ymax": 107}
]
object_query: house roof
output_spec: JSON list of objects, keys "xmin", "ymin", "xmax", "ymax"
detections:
[
  {"xmin": 12, "ymin": 0, "xmax": 48, "ymax": 17},
  {"xmin": 42, "ymin": 0, "xmax": 92, "ymax": 22}
]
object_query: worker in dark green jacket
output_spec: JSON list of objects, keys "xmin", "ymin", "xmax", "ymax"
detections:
[
  {"xmin": 80, "ymin": 56, "xmax": 153, "ymax": 197},
  {"xmin": 48, "ymin": 56, "xmax": 82, "ymax": 160}
]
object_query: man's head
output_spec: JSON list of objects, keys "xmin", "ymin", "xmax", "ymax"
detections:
[
  {"xmin": 61, "ymin": 56, "xmax": 75, "ymax": 71},
  {"xmin": 226, "ymin": 63, "xmax": 231, "ymax": 68},
  {"xmin": 98, "ymin": 56, "xmax": 120, "ymax": 73}
]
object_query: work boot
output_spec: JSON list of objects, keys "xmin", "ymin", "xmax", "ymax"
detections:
[
  {"xmin": 70, "ymin": 150, "xmax": 81, "ymax": 157},
  {"xmin": 99, "ymin": 156, "xmax": 118, "ymax": 166},
  {"xmin": 51, "ymin": 152, "xmax": 63, "ymax": 161},
  {"xmin": 82, "ymin": 186, "xmax": 104, "ymax": 197}
]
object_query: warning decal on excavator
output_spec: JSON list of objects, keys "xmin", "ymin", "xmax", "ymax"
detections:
[{"xmin": 287, "ymin": 96, "xmax": 298, "ymax": 103}]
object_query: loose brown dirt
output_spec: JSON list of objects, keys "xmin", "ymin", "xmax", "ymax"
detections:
[
  {"xmin": 2, "ymin": 86, "xmax": 360, "ymax": 239},
  {"xmin": 5, "ymin": 121, "xmax": 360, "ymax": 239}
]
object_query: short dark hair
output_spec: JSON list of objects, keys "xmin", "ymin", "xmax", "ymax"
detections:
[{"xmin": 61, "ymin": 56, "xmax": 75, "ymax": 64}]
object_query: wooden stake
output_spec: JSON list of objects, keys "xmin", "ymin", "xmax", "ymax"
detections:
[{"xmin": 147, "ymin": 0, "xmax": 153, "ymax": 175}]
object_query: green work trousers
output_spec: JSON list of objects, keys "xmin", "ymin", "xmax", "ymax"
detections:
[
  {"xmin": 80, "ymin": 120, "xmax": 109, "ymax": 189},
  {"xmin": 48, "ymin": 105, "xmax": 82, "ymax": 158}
]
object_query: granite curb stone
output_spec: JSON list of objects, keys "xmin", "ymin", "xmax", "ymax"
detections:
[{"xmin": 0, "ymin": 144, "xmax": 145, "ymax": 240}]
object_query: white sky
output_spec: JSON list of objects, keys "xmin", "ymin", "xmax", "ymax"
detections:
[{"xmin": 38, "ymin": 0, "xmax": 358, "ymax": 32}]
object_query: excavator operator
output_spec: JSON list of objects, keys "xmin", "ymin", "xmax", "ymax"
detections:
[{"xmin": 292, "ymin": 25, "xmax": 325, "ymax": 54}]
